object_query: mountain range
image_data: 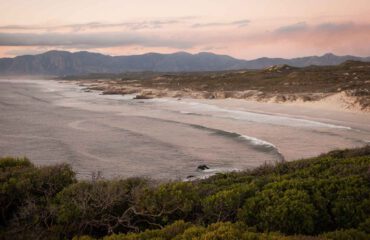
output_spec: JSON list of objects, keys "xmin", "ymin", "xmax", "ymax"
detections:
[{"xmin": 0, "ymin": 50, "xmax": 369, "ymax": 76}]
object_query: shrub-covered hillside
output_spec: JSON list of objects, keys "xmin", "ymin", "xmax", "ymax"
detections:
[{"xmin": 1, "ymin": 146, "xmax": 370, "ymax": 239}]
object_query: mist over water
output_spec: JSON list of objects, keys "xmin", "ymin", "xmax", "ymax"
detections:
[{"xmin": 0, "ymin": 79, "xmax": 369, "ymax": 179}]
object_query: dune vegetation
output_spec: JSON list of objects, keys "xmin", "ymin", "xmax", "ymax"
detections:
[
  {"xmin": 65, "ymin": 60, "xmax": 370, "ymax": 111},
  {"xmin": 1, "ymin": 146, "xmax": 370, "ymax": 239}
]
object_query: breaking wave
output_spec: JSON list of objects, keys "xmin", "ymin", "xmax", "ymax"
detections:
[
  {"xmin": 152, "ymin": 98, "xmax": 351, "ymax": 130},
  {"xmin": 188, "ymin": 124, "xmax": 285, "ymax": 161}
]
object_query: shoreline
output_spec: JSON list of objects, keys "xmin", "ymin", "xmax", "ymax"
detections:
[
  {"xmin": 72, "ymin": 79, "xmax": 369, "ymax": 115},
  {"xmin": 1, "ymin": 79, "xmax": 369, "ymax": 180},
  {"xmin": 63, "ymin": 79, "xmax": 370, "ymax": 159}
]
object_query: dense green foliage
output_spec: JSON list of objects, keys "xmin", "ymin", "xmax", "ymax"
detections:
[
  {"xmin": 0, "ymin": 157, "xmax": 76, "ymax": 238},
  {"xmin": 1, "ymin": 146, "xmax": 370, "ymax": 239}
]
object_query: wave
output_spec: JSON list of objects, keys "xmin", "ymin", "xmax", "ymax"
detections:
[
  {"xmin": 128, "ymin": 115, "xmax": 285, "ymax": 162},
  {"xmin": 188, "ymin": 124, "xmax": 285, "ymax": 161},
  {"xmin": 239, "ymin": 134, "xmax": 276, "ymax": 149},
  {"xmin": 150, "ymin": 98, "xmax": 351, "ymax": 130},
  {"xmin": 238, "ymin": 135, "xmax": 285, "ymax": 161}
]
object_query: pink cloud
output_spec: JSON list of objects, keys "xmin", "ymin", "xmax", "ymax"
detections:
[{"xmin": 0, "ymin": 20, "xmax": 369, "ymax": 59}]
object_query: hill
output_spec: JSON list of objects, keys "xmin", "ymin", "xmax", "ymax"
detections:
[
  {"xmin": 0, "ymin": 50, "xmax": 370, "ymax": 75},
  {"xmin": 0, "ymin": 51, "xmax": 247, "ymax": 75}
]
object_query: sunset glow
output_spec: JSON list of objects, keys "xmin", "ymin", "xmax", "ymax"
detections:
[{"xmin": 0, "ymin": 0, "xmax": 370, "ymax": 58}]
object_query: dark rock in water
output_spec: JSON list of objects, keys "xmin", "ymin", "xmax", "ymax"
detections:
[
  {"xmin": 186, "ymin": 175, "xmax": 195, "ymax": 179},
  {"xmin": 197, "ymin": 164, "xmax": 210, "ymax": 171}
]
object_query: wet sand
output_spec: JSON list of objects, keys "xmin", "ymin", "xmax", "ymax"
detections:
[{"xmin": 0, "ymin": 79, "xmax": 369, "ymax": 179}]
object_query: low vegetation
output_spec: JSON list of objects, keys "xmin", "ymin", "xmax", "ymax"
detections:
[
  {"xmin": 63, "ymin": 61, "xmax": 370, "ymax": 110},
  {"xmin": 1, "ymin": 146, "xmax": 370, "ymax": 239}
]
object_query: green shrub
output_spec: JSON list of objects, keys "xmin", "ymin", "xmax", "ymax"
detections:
[
  {"xmin": 322, "ymin": 229, "xmax": 370, "ymax": 240},
  {"xmin": 173, "ymin": 225, "xmax": 206, "ymax": 240},
  {"xmin": 239, "ymin": 188, "xmax": 317, "ymax": 234},
  {"xmin": 56, "ymin": 178, "xmax": 148, "ymax": 237},
  {"xmin": 0, "ymin": 157, "xmax": 75, "ymax": 239},
  {"xmin": 1, "ymin": 146, "xmax": 370, "ymax": 239},
  {"xmin": 104, "ymin": 220, "xmax": 193, "ymax": 240},
  {"xmin": 0, "ymin": 157, "xmax": 75, "ymax": 227},
  {"xmin": 358, "ymin": 218, "xmax": 370, "ymax": 233},
  {"xmin": 102, "ymin": 221, "xmax": 304, "ymax": 240},
  {"xmin": 135, "ymin": 182, "xmax": 200, "ymax": 225},
  {"xmin": 202, "ymin": 184, "xmax": 256, "ymax": 222},
  {"xmin": 0, "ymin": 157, "xmax": 32, "ymax": 169}
]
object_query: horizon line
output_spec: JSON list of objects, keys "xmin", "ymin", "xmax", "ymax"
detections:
[{"xmin": 3, "ymin": 49, "xmax": 369, "ymax": 61}]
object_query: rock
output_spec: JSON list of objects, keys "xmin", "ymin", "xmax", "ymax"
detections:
[
  {"xmin": 275, "ymin": 95, "xmax": 287, "ymax": 102},
  {"xmin": 134, "ymin": 94, "xmax": 152, "ymax": 99},
  {"xmin": 265, "ymin": 64, "xmax": 294, "ymax": 72},
  {"xmin": 197, "ymin": 164, "xmax": 210, "ymax": 171},
  {"xmin": 300, "ymin": 95, "xmax": 312, "ymax": 102}
]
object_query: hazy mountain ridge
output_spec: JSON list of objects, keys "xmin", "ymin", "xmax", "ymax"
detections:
[{"xmin": 0, "ymin": 50, "xmax": 369, "ymax": 75}]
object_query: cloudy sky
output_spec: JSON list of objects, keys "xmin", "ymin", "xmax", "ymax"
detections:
[{"xmin": 0, "ymin": 0, "xmax": 370, "ymax": 59}]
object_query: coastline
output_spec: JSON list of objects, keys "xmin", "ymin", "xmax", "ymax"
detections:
[
  {"xmin": 73, "ymin": 79, "xmax": 370, "ymax": 115},
  {"xmin": 62, "ymin": 79, "xmax": 370, "ymax": 161},
  {"xmin": 1, "ymin": 79, "xmax": 369, "ymax": 180}
]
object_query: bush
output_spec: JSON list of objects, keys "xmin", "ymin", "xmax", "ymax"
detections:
[
  {"xmin": 102, "ymin": 221, "xmax": 312, "ymax": 240},
  {"xmin": 359, "ymin": 218, "xmax": 370, "ymax": 233},
  {"xmin": 56, "ymin": 178, "xmax": 148, "ymax": 237},
  {"xmin": 0, "ymin": 157, "xmax": 32, "ymax": 169},
  {"xmin": 104, "ymin": 220, "xmax": 193, "ymax": 240},
  {"xmin": 0, "ymin": 157, "xmax": 75, "ymax": 226},
  {"xmin": 1, "ymin": 157, "xmax": 34, "ymax": 226},
  {"xmin": 201, "ymin": 184, "xmax": 256, "ymax": 222},
  {"xmin": 134, "ymin": 182, "xmax": 200, "ymax": 225},
  {"xmin": 0, "ymin": 157, "xmax": 75, "ymax": 239},
  {"xmin": 1, "ymin": 146, "xmax": 370, "ymax": 239},
  {"xmin": 322, "ymin": 229, "xmax": 370, "ymax": 240},
  {"xmin": 239, "ymin": 188, "xmax": 317, "ymax": 234}
]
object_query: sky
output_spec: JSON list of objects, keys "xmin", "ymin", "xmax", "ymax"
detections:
[{"xmin": 0, "ymin": 0, "xmax": 370, "ymax": 59}]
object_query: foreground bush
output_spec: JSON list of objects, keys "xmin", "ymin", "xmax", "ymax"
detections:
[
  {"xmin": 322, "ymin": 229, "xmax": 370, "ymax": 240},
  {"xmin": 1, "ymin": 146, "xmax": 370, "ymax": 239},
  {"xmin": 0, "ymin": 157, "xmax": 76, "ymax": 238},
  {"xmin": 88, "ymin": 221, "xmax": 328, "ymax": 240},
  {"xmin": 56, "ymin": 178, "xmax": 148, "ymax": 237}
]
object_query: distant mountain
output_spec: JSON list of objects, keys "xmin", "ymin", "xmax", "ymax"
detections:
[
  {"xmin": 0, "ymin": 50, "xmax": 369, "ymax": 76},
  {"xmin": 242, "ymin": 53, "xmax": 370, "ymax": 69}
]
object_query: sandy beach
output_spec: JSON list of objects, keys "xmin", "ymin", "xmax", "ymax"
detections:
[{"xmin": 0, "ymin": 79, "xmax": 369, "ymax": 180}]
